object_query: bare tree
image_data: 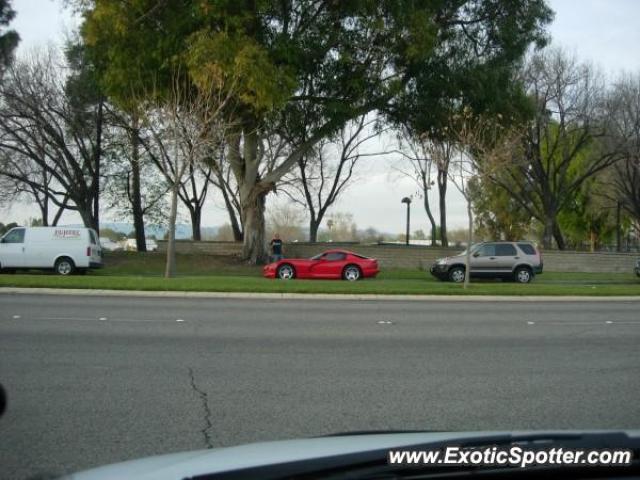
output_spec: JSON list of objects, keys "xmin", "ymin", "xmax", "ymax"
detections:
[
  {"xmin": 137, "ymin": 70, "xmax": 235, "ymax": 277},
  {"xmin": 206, "ymin": 147, "xmax": 243, "ymax": 241},
  {"xmin": 488, "ymin": 48, "xmax": 621, "ymax": 249},
  {"xmin": 101, "ymin": 124, "xmax": 169, "ymax": 233},
  {"xmin": 393, "ymin": 125, "xmax": 455, "ymax": 246},
  {"xmin": 282, "ymin": 115, "xmax": 380, "ymax": 242},
  {"xmin": 0, "ymin": 146, "xmax": 69, "ymax": 225},
  {"xmin": 606, "ymin": 73, "xmax": 640, "ymax": 229},
  {"xmin": 0, "ymin": 47, "xmax": 105, "ymax": 230},
  {"xmin": 266, "ymin": 201, "xmax": 306, "ymax": 242},
  {"xmin": 431, "ymin": 110, "xmax": 520, "ymax": 288}
]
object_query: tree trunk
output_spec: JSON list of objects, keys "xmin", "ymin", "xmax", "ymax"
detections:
[
  {"xmin": 39, "ymin": 198, "xmax": 49, "ymax": 227},
  {"xmin": 553, "ymin": 221, "xmax": 565, "ymax": 250},
  {"xmin": 190, "ymin": 206, "xmax": 202, "ymax": 241},
  {"xmin": 464, "ymin": 197, "xmax": 473, "ymax": 289},
  {"xmin": 164, "ymin": 181, "xmax": 179, "ymax": 278},
  {"xmin": 542, "ymin": 215, "xmax": 554, "ymax": 250},
  {"xmin": 423, "ymin": 196, "xmax": 437, "ymax": 247},
  {"xmin": 438, "ymin": 170, "xmax": 448, "ymax": 247},
  {"xmin": 420, "ymin": 173, "xmax": 437, "ymax": 246},
  {"xmin": 130, "ymin": 116, "xmax": 147, "ymax": 252},
  {"xmin": 218, "ymin": 179, "xmax": 243, "ymax": 241},
  {"xmin": 92, "ymin": 100, "xmax": 104, "ymax": 234},
  {"xmin": 309, "ymin": 219, "xmax": 319, "ymax": 243},
  {"xmin": 77, "ymin": 199, "xmax": 99, "ymax": 231},
  {"xmin": 51, "ymin": 195, "xmax": 69, "ymax": 227},
  {"xmin": 241, "ymin": 188, "xmax": 268, "ymax": 264}
]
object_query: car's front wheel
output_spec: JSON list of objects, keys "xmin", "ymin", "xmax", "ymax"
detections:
[
  {"xmin": 277, "ymin": 264, "xmax": 295, "ymax": 280},
  {"xmin": 343, "ymin": 265, "xmax": 361, "ymax": 281},
  {"xmin": 514, "ymin": 267, "xmax": 533, "ymax": 284},
  {"xmin": 448, "ymin": 266, "xmax": 465, "ymax": 283}
]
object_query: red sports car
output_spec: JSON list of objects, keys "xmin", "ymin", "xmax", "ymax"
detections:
[{"xmin": 263, "ymin": 249, "xmax": 379, "ymax": 281}]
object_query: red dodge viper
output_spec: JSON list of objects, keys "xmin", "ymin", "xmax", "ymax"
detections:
[{"xmin": 263, "ymin": 249, "xmax": 379, "ymax": 281}]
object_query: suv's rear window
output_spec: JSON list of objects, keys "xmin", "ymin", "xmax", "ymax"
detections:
[
  {"xmin": 496, "ymin": 244, "xmax": 517, "ymax": 256},
  {"xmin": 517, "ymin": 243, "xmax": 536, "ymax": 255}
]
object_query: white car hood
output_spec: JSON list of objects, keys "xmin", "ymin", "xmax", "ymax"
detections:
[{"xmin": 65, "ymin": 430, "xmax": 640, "ymax": 480}]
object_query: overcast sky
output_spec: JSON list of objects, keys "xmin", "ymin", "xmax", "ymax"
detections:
[{"xmin": 4, "ymin": 0, "xmax": 640, "ymax": 234}]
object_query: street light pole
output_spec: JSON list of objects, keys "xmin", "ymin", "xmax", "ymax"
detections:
[
  {"xmin": 616, "ymin": 201, "xmax": 621, "ymax": 252},
  {"xmin": 401, "ymin": 197, "xmax": 412, "ymax": 246}
]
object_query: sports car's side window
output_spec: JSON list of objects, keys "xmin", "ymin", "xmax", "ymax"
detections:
[{"xmin": 324, "ymin": 252, "xmax": 346, "ymax": 261}]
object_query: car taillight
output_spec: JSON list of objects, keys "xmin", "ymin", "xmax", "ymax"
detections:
[{"xmin": 87, "ymin": 247, "xmax": 91, "ymax": 256}]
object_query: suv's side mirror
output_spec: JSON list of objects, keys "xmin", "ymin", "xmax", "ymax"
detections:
[{"xmin": 473, "ymin": 252, "xmax": 480, "ymax": 258}]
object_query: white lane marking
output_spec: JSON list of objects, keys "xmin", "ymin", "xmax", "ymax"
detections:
[
  {"xmin": 377, "ymin": 320, "xmax": 393, "ymax": 324},
  {"xmin": 605, "ymin": 320, "xmax": 613, "ymax": 324},
  {"xmin": 12, "ymin": 315, "xmax": 21, "ymax": 319},
  {"xmin": 39, "ymin": 316, "xmax": 167, "ymax": 323},
  {"xmin": 527, "ymin": 321, "xmax": 535, "ymax": 325},
  {"xmin": 99, "ymin": 317, "xmax": 108, "ymax": 321},
  {"xmin": 176, "ymin": 319, "xmax": 185, "ymax": 323}
]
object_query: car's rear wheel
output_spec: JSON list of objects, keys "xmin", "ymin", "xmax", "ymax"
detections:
[
  {"xmin": 277, "ymin": 264, "xmax": 295, "ymax": 280},
  {"xmin": 448, "ymin": 266, "xmax": 465, "ymax": 283},
  {"xmin": 514, "ymin": 267, "xmax": 532, "ymax": 284},
  {"xmin": 343, "ymin": 265, "xmax": 361, "ymax": 281},
  {"xmin": 55, "ymin": 257, "xmax": 75, "ymax": 276}
]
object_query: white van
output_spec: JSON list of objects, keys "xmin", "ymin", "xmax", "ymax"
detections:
[{"xmin": 0, "ymin": 226, "xmax": 103, "ymax": 275}]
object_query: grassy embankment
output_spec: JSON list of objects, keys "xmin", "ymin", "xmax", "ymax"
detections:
[{"xmin": 0, "ymin": 251, "xmax": 638, "ymax": 296}]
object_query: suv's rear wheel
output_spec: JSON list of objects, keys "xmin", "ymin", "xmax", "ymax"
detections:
[
  {"xmin": 448, "ymin": 266, "xmax": 465, "ymax": 283},
  {"xmin": 514, "ymin": 267, "xmax": 532, "ymax": 284}
]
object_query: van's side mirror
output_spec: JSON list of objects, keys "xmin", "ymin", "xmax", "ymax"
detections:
[{"xmin": 473, "ymin": 252, "xmax": 480, "ymax": 257}]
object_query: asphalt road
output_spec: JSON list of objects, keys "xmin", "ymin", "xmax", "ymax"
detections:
[{"xmin": 1, "ymin": 293, "xmax": 639, "ymax": 479}]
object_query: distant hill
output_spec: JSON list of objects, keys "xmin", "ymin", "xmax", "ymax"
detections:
[{"xmin": 62, "ymin": 222, "xmax": 219, "ymax": 240}]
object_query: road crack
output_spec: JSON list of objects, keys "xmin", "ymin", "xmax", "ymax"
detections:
[{"xmin": 188, "ymin": 367, "xmax": 214, "ymax": 449}]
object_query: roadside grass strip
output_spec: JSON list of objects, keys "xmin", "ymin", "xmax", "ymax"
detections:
[{"xmin": 1, "ymin": 271, "xmax": 639, "ymax": 296}]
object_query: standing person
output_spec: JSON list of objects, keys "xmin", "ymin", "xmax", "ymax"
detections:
[{"xmin": 270, "ymin": 233, "xmax": 283, "ymax": 262}]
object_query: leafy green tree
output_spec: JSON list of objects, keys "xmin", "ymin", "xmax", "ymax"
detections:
[
  {"xmin": 485, "ymin": 49, "xmax": 623, "ymax": 249},
  {"xmin": 0, "ymin": 0, "xmax": 19, "ymax": 77},
  {"xmin": 99, "ymin": 227, "xmax": 123, "ymax": 242},
  {"xmin": 469, "ymin": 176, "xmax": 534, "ymax": 241},
  {"xmin": 0, "ymin": 221, "xmax": 17, "ymax": 235},
  {"xmin": 80, "ymin": 0, "xmax": 553, "ymax": 263}
]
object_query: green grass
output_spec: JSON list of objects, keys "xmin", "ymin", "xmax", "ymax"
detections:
[{"xmin": 1, "ymin": 252, "xmax": 638, "ymax": 296}]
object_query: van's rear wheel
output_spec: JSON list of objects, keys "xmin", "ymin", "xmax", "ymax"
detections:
[{"xmin": 55, "ymin": 257, "xmax": 75, "ymax": 276}]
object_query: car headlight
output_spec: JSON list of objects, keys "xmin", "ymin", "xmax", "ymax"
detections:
[{"xmin": 436, "ymin": 258, "xmax": 448, "ymax": 265}]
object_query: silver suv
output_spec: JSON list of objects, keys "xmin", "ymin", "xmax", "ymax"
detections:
[{"xmin": 430, "ymin": 241, "xmax": 543, "ymax": 284}]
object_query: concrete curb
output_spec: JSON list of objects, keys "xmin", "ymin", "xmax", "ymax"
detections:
[{"xmin": 1, "ymin": 287, "xmax": 639, "ymax": 302}]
